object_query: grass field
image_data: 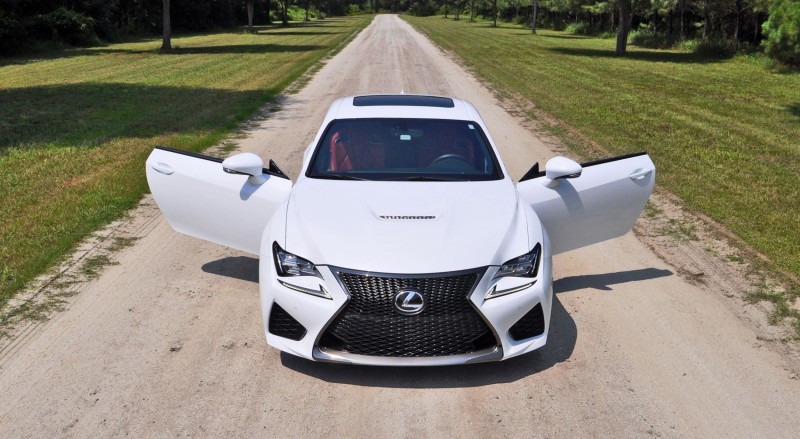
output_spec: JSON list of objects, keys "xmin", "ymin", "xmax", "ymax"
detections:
[
  {"xmin": 0, "ymin": 17, "xmax": 372, "ymax": 309},
  {"xmin": 405, "ymin": 16, "xmax": 800, "ymax": 285}
]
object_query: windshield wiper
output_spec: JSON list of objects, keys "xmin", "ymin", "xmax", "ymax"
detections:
[{"xmin": 314, "ymin": 173, "xmax": 366, "ymax": 181}]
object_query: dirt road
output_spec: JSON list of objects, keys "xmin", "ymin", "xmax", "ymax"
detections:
[{"xmin": 1, "ymin": 15, "xmax": 798, "ymax": 438}]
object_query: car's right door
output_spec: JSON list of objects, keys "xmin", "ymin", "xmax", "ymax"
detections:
[{"xmin": 517, "ymin": 153, "xmax": 656, "ymax": 255}]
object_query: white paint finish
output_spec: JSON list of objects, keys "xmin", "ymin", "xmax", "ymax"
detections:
[
  {"xmin": 146, "ymin": 89, "xmax": 653, "ymax": 365},
  {"xmin": 283, "ymin": 178, "xmax": 530, "ymax": 273},
  {"xmin": 519, "ymin": 154, "xmax": 656, "ymax": 255},
  {"xmin": 146, "ymin": 148, "xmax": 292, "ymax": 255},
  {"xmin": 148, "ymin": 97, "xmax": 651, "ymax": 364}
]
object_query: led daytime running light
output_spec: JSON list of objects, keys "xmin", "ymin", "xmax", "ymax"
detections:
[
  {"xmin": 486, "ymin": 281, "xmax": 536, "ymax": 300},
  {"xmin": 278, "ymin": 280, "xmax": 332, "ymax": 300}
]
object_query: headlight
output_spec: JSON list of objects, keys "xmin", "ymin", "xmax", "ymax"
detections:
[
  {"xmin": 496, "ymin": 244, "xmax": 541, "ymax": 279},
  {"xmin": 273, "ymin": 242, "xmax": 331, "ymax": 299},
  {"xmin": 273, "ymin": 242, "xmax": 322, "ymax": 278},
  {"xmin": 486, "ymin": 244, "xmax": 541, "ymax": 300}
]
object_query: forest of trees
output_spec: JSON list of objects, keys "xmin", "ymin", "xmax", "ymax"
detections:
[
  {"xmin": 0, "ymin": 0, "xmax": 798, "ymax": 64},
  {"xmin": 0, "ymin": 0, "xmax": 357, "ymax": 54},
  {"xmin": 412, "ymin": 0, "xmax": 799, "ymax": 62}
]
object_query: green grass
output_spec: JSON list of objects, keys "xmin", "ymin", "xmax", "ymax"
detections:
[
  {"xmin": 404, "ymin": 16, "xmax": 800, "ymax": 281},
  {"xmin": 0, "ymin": 17, "xmax": 372, "ymax": 309}
]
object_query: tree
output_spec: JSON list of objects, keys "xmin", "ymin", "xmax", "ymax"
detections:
[
  {"xmin": 616, "ymin": 0, "xmax": 631, "ymax": 54},
  {"xmin": 532, "ymin": 0, "xmax": 539, "ymax": 33},
  {"xmin": 162, "ymin": 0, "xmax": 172, "ymax": 51},
  {"xmin": 280, "ymin": 0, "xmax": 289, "ymax": 24},
  {"xmin": 246, "ymin": 0, "xmax": 255, "ymax": 30},
  {"xmin": 679, "ymin": 0, "xmax": 685, "ymax": 39},
  {"xmin": 763, "ymin": 0, "xmax": 800, "ymax": 65},
  {"xmin": 493, "ymin": 0, "xmax": 498, "ymax": 26}
]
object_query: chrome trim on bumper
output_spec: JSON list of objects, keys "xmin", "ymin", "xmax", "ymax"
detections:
[{"xmin": 312, "ymin": 346, "xmax": 503, "ymax": 366}]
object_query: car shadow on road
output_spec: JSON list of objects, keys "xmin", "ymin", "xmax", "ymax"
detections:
[
  {"xmin": 280, "ymin": 292, "xmax": 577, "ymax": 388},
  {"xmin": 554, "ymin": 268, "xmax": 673, "ymax": 293},
  {"xmin": 201, "ymin": 256, "xmax": 259, "ymax": 283},
  {"xmin": 203, "ymin": 258, "xmax": 671, "ymax": 387}
]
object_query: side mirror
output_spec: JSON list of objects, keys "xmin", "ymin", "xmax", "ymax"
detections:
[
  {"xmin": 222, "ymin": 153, "xmax": 267, "ymax": 185},
  {"xmin": 542, "ymin": 156, "xmax": 582, "ymax": 188}
]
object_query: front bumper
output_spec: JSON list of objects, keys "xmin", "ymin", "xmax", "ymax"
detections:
[{"xmin": 259, "ymin": 255, "xmax": 553, "ymax": 366}]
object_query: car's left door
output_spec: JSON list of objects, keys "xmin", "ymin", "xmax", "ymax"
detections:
[{"xmin": 146, "ymin": 147, "xmax": 292, "ymax": 255}]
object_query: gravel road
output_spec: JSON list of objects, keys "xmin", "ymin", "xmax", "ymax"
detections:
[{"xmin": 1, "ymin": 15, "xmax": 798, "ymax": 438}]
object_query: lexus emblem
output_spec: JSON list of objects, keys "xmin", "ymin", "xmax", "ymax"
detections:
[{"xmin": 394, "ymin": 289, "xmax": 425, "ymax": 315}]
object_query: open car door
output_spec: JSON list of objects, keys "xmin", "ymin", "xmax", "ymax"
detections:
[
  {"xmin": 146, "ymin": 147, "xmax": 292, "ymax": 255},
  {"xmin": 517, "ymin": 153, "xmax": 655, "ymax": 255}
]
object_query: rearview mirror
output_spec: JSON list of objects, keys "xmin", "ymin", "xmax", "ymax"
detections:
[
  {"xmin": 222, "ymin": 153, "xmax": 266, "ymax": 185},
  {"xmin": 542, "ymin": 156, "xmax": 582, "ymax": 188}
]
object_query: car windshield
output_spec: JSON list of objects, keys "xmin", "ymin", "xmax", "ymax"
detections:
[{"xmin": 306, "ymin": 118, "xmax": 503, "ymax": 181}]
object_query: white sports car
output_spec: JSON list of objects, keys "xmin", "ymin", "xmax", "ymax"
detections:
[{"xmin": 146, "ymin": 94, "xmax": 655, "ymax": 366}]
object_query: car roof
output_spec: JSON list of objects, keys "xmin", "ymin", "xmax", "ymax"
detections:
[{"xmin": 327, "ymin": 94, "xmax": 480, "ymax": 121}]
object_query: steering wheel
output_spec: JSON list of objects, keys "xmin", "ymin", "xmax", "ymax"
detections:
[{"xmin": 429, "ymin": 154, "xmax": 472, "ymax": 168}]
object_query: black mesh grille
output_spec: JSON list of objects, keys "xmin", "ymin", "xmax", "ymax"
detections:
[
  {"xmin": 319, "ymin": 270, "xmax": 496, "ymax": 357},
  {"xmin": 268, "ymin": 303, "xmax": 306, "ymax": 341},
  {"xmin": 508, "ymin": 303, "xmax": 545, "ymax": 341}
]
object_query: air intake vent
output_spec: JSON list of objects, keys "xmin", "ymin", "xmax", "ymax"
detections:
[
  {"xmin": 509, "ymin": 303, "xmax": 545, "ymax": 341},
  {"xmin": 319, "ymin": 268, "xmax": 496, "ymax": 357},
  {"xmin": 268, "ymin": 303, "xmax": 306, "ymax": 341}
]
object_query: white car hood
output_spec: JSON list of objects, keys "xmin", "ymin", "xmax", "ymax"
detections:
[{"xmin": 284, "ymin": 178, "xmax": 531, "ymax": 273}]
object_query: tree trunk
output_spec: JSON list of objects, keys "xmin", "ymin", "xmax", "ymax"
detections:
[
  {"xmin": 752, "ymin": 11, "xmax": 759, "ymax": 42},
  {"xmin": 667, "ymin": 10, "xmax": 673, "ymax": 38},
  {"xmin": 493, "ymin": 0, "xmax": 497, "ymax": 27},
  {"xmin": 282, "ymin": 0, "xmax": 288, "ymax": 25},
  {"xmin": 531, "ymin": 0, "xmax": 538, "ymax": 34},
  {"xmin": 455, "ymin": 0, "xmax": 460, "ymax": 20},
  {"xmin": 702, "ymin": 1, "xmax": 709, "ymax": 40},
  {"xmin": 266, "ymin": 0, "xmax": 272, "ymax": 24},
  {"xmin": 470, "ymin": 0, "xmax": 474, "ymax": 22},
  {"xmin": 616, "ymin": 0, "xmax": 631, "ymax": 55},
  {"xmin": 652, "ymin": 9, "xmax": 658, "ymax": 34},
  {"xmin": 247, "ymin": 0, "xmax": 255, "ymax": 30},
  {"xmin": 445, "ymin": 1, "xmax": 449, "ymax": 18},
  {"xmin": 305, "ymin": 0, "xmax": 310, "ymax": 21},
  {"xmin": 734, "ymin": 0, "xmax": 742, "ymax": 43},
  {"xmin": 611, "ymin": 10, "xmax": 615, "ymax": 32},
  {"xmin": 679, "ymin": 0, "xmax": 685, "ymax": 39},
  {"xmin": 161, "ymin": 0, "xmax": 171, "ymax": 51},
  {"xmin": 629, "ymin": 7, "xmax": 634, "ymax": 30}
]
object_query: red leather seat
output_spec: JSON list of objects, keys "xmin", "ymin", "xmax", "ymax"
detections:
[
  {"xmin": 330, "ymin": 129, "xmax": 385, "ymax": 171},
  {"xmin": 330, "ymin": 131, "xmax": 352, "ymax": 171}
]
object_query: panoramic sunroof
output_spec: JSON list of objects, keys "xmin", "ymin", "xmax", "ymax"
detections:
[{"xmin": 352, "ymin": 95, "xmax": 455, "ymax": 108}]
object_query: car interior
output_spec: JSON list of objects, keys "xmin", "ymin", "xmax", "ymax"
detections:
[{"xmin": 310, "ymin": 118, "xmax": 500, "ymax": 180}]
